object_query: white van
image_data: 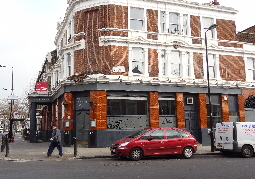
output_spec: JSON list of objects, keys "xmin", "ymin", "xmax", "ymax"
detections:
[{"xmin": 215, "ymin": 122, "xmax": 255, "ymax": 158}]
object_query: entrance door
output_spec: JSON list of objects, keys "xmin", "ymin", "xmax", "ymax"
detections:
[
  {"xmin": 185, "ymin": 111, "xmax": 199, "ymax": 140},
  {"xmin": 75, "ymin": 111, "xmax": 90, "ymax": 145},
  {"xmin": 184, "ymin": 95, "xmax": 199, "ymax": 140}
]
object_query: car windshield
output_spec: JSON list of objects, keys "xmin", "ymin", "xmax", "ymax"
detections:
[{"xmin": 127, "ymin": 129, "xmax": 151, "ymax": 138}]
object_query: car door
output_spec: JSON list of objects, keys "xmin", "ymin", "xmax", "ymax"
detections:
[
  {"xmin": 140, "ymin": 129, "xmax": 166, "ymax": 155},
  {"xmin": 164, "ymin": 129, "xmax": 185, "ymax": 154}
]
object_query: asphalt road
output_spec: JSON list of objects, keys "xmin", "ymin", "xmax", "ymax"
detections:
[{"xmin": 0, "ymin": 155, "xmax": 254, "ymax": 179}]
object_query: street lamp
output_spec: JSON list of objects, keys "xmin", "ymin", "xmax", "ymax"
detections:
[
  {"xmin": 205, "ymin": 24, "xmax": 217, "ymax": 152},
  {"xmin": 7, "ymin": 67, "xmax": 18, "ymax": 142}
]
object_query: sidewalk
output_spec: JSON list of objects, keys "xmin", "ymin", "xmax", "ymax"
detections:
[{"xmin": 0, "ymin": 133, "xmax": 220, "ymax": 161}]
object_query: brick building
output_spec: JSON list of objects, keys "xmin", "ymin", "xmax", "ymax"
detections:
[{"xmin": 29, "ymin": 0, "xmax": 255, "ymax": 147}]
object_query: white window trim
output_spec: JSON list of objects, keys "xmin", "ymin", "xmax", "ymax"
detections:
[
  {"xmin": 128, "ymin": 47, "xmax": 148, "ymax": 77},
  {"xmin": 159, "ymin": 11, "xmax": 190, "ymax": 36},
  {"xmin": 246, "ymin": 57, "xmax": 255, "ymax": 82},
  {"xmin": 201, "ymin": 17, "xmax": 217, "ymax": 39},
  {"xmin": 203, "ymin": 53, "xmax": 220, "ymax": 80}
]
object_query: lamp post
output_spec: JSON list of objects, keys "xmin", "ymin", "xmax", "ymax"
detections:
[
  {"xmin": 205, "ymin": 24, "xmax": 217, "ymax": 152},
  {"xmin": 7, "ymin": 67, "xmax": 18, "ymax": 142}
]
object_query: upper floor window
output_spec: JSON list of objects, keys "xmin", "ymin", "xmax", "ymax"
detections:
[
  {"xmin": 67, "ymin": 54, "xmax": 72, "ymax": 76},
  {"xmin": 183, "ymin": 14, "xmax": 188, "ymax": 35},
  {"xmin": 160, "ymin": 50, "xmax": 166, "ymax": 76},
  {"xmin": 170, "ymin": 51, "xmax": 181, "ymax": 76},
  {"xmin": 202, "ymin": 17, "xmax": 216, "ymax": 38},
  {"xmin": 247, "ymin": 57, "xmax": 255, "ymax": 81},
  {"xmin": 184, "ymin": 52, "xmax": 191, "ymax": 77},
  {"xmin": 169, "ymin": 12, "xmax": 179, "ymax": 34},
  {"xmin": 208, "ymin": 54, "xmax": 216, "ymax": 78},
  {"xmin": 160, "ymin": 12, "xmax": 166, "ymax": 33},
  {"xmin": 160, "ymin": 11, "xmax": 188, "ymax": 35},
  {"xmin": 132, "ymin": 47, "xmax": 145, "ymax": 75},
  {"xmin": 68, "ymin": 21, "xmax": 72, "ymax": 42},
  {"xmin": 130, "ymin": 7, "xmax": 144, "ymax": 31}
]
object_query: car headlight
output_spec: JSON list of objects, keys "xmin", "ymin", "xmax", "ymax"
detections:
[{"xmin": 119, "ymin": 142, "xmax": 129, "ymax": 147}]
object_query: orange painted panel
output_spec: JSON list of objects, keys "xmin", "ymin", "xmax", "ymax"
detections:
[
  {"xmin": 90, "ymin": 91, "xmax": 107, "ymax": 130},
  {"xmin": 64, "ymin": 93, "xmax": 74, "ymax": 130},
  {"xmin": 238, "ymin": 94, "xmax": 245, "ymax": 122},
  {"xmin": 149, "ymin": 92, "xmax": 159, "ymax": 127},
  {"xmin": 221, "ymin": 95, "xmax": 230, "ymax": 122},
  {"xmin": 176, "ymin": 93, "xmax": 185, "ymax": 128},
  {"xmin": 198, "ymin": 94, "xmax": 207, "ymax": 128}
]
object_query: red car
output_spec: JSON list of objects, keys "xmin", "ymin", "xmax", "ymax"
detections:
[{"xmin": 110, "ymin": 127, "xmax": 197, "ymax": 160}]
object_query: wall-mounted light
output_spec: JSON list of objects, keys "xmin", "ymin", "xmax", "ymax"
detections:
[{"xmin": 89, "ymin": 101, "xmax": 94, "ymax": 108}]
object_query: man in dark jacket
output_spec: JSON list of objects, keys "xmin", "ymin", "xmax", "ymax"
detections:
[{"xmin": 46, "ymin": 124, "xmax": 63, "ymax": 158}]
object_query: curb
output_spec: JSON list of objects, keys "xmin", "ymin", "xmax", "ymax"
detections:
[{"xmin": 76, "ymin": 152, "xmax": 222, "ymax": 159}]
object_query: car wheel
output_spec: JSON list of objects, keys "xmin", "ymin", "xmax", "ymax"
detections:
[
  {"xmin": 129, "ymin": 148, "xmax": 143, "ymax": 161},
  {"xmin": 182, "ymin": 147, "xmax": 193, "ymax": 159},
  {"xmin": 241, "ymin": 145, "xmax": 253, "ymax": 158}
]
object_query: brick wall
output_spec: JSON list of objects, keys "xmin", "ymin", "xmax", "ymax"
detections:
[
  {"xmin": 107, "ymin": 45, "xmax": 129, "ymax": 76},
  {"xmin": 148, "ymin": 49, "xmax": 158, "ymax": 77},
  {"xmin": 74, "ymin": 5, "xmax": 128, "ymax": 76},
  {"xmin": 217, "ymin": 19, "xmax": 243, "ymax": 48},
  {"xmin": 219, "ymin": 55, "xmax": 245, "ymax": 81},
  {"xmin": 193, "ymin": 52, "xmax": 204, "ymax": 79},
  {"xmin": 237, "ymin": 25, "xmax": 255, "ymax": 43},
  {"xmin": 147, "ymin": 9, "xmax": 158, "ymax": 40},
  {"xmin": 190, "ymin": 15, "xmax": 202, "ymax": 44}
]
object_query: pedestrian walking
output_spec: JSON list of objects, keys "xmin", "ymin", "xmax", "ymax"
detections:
[{"xmin": 46, "ymin": 124, "xmax": 63, "ymax": 158}]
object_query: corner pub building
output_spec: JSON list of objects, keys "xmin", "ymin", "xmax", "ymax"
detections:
[{"xmin": 29, "ymin": 0, "xmax": 255, "ymax": 147}]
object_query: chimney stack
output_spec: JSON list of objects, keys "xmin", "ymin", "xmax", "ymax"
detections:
[{"xmin": 212, "ymin": 0, "xmax": 220, "ymax": 5}]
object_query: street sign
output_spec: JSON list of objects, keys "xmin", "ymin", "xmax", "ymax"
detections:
[{"xmin": 7, "ymin": 95, "xmax": 18, "ymax": 100}]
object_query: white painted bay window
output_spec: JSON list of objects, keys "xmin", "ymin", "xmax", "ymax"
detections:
[
  {"xmin": 131, "ymin": 47, "xmax": 145, "ymax": 75},
  {"xmin": 170, "ymin": 51, "xmax": 181, "ymax": 76}
]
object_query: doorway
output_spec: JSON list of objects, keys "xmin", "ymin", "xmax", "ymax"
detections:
[{"xmin": 184, "ymin": 94, "xmax": 199, "ymax": 140}]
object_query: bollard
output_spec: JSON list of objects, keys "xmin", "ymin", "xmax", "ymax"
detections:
[
  {"xmin": 5, "ymin": 134, "xmax": 9, "ymax": 157},
  {"xmin": 1, "ymin": 135, "xmax": 6, "ymax": 152},
  {"xmin": 73, "ymin": 137, "xmax": 77, "ymax": 157}
]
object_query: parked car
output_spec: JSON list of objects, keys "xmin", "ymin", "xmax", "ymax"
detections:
[{"xmin": 110, "ymin": 127, "xmax": 197, "ymax": 160}]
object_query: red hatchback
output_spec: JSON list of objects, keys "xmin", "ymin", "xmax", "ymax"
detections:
[{"xmin": 110, "ymin": 127, "xmax": 197, "ymax": 160}]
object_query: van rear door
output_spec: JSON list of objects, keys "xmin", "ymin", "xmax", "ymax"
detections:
[{"xmin": 215, "ymin": 122, "xmax": 233, "ymax": 150}]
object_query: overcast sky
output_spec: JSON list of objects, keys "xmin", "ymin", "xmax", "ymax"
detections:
[{"xmin": 0, "ymin": 0, "xmax": 254, "ymax": 100}]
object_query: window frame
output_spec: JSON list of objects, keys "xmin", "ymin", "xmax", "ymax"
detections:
[
  {"xmin": 130, "ymin": 7, "xmax": 145, "ymax": 31},
  {"xmin": 202, "ymin": 17, "xmax": 216, "ymax": 39},
  {"xmin": 131, "ymin": 47, "xmax": 145, "ymax": 75},
  {"xmin": 170, "ymin": 51, "xmax": 181, "ymax": 76},
  {"xmin": 247, "ymin": 57, "xmax": 255, "ymax": 81},
  {"xmin": 107, "ymin": 96, "xmax": 148, "ymax": 116}
]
